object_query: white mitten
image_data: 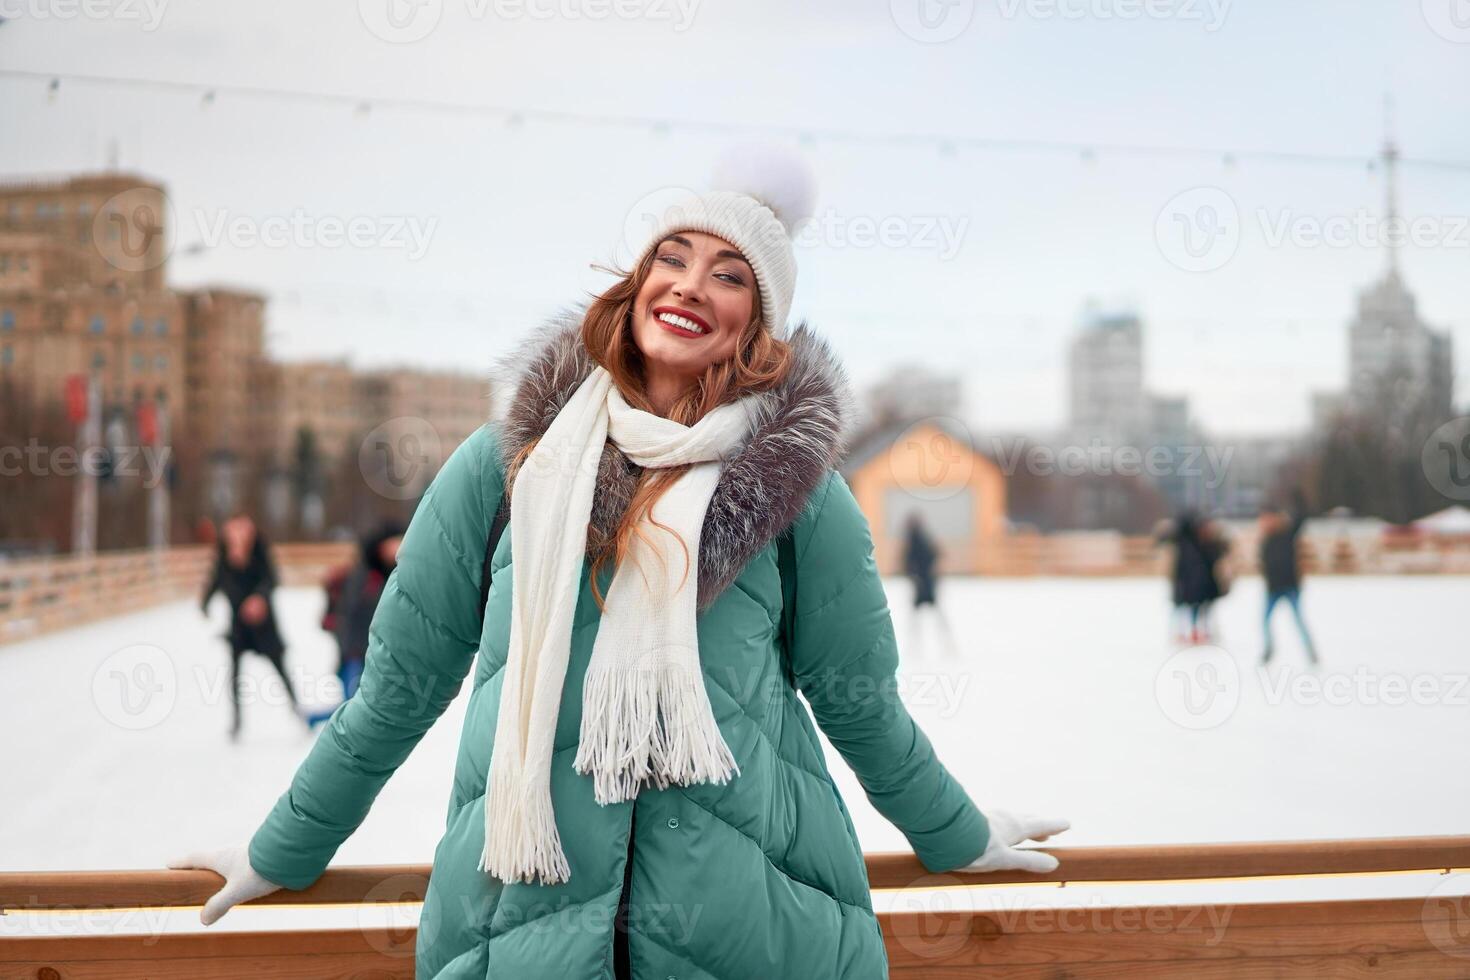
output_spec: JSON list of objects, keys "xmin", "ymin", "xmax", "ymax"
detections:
[
  {"xmin": 961, "ymin": 809, "xmax": 1070, "ymax": 873},
  {"xmin": 167, "ymin": 845, "xmax": 282, "ymax": 925}
]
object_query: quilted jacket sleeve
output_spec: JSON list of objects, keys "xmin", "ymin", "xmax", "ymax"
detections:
[
  {"xmin": 248, "ymin": 423, "xmax": 507, "ymax": 890},
  {"xmin": 787, "ymin": 470, "xmax": 990, "ymax": 874}
]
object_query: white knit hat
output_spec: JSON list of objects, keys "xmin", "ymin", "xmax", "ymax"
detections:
[{"xmin": 635, "ymin": 144, "xmax": 817, "ymax": 340}]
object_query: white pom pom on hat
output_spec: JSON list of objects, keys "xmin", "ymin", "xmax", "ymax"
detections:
[
  {"xmin": 636, "ymin": 143, "xmax": 816, "ymax": 340},
  {"xmin": 709, "ymin": 142, "xmax": 818, "ymax": 236}
]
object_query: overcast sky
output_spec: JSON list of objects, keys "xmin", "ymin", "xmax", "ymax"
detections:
[{"xmin": 3, "ymin": 0, "xmax": 1468, "ymax": 435}]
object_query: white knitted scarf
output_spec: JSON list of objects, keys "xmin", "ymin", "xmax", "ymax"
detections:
[{"xmin": 480, "ymin": 364, "xmax": 757, "ymax": 885}]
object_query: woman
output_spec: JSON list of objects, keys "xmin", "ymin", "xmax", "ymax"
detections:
[
  {"xmin": 199, "ymin": 511, "xmax": 300, "ymax": 740},
  {"xmin": 172, "ymin": 156, "xmax": 1068, "ymax": 979}
]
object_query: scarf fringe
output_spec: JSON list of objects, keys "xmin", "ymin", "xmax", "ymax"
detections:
[
  {"xmin": 479, "ymin": 762, "xmax": 572, "ymax": 885},
  {"xmin": 574, "ymin": 664, "xmax": 741, "ymax": 805}
]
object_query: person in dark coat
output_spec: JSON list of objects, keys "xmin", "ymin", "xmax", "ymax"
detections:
[
  {"xmin": 201, "ymin": 512, "xmax": 301, "ymax": 739},
  {"xmin": 1159, "ymin": 510, "xmax": 1229, "ymax": 645},
  {"xmin": 307, "ymin": 520, "xmax": 405, "ymax": 727},
  {"xmin": 1259, "ymin": 490, "xmax": 1319, "ymax": 665},
  {"xmin": 901, "ymin": 512, "xmax": 958, "ymax": 657},
  {"xmin": 903, "ymin": 512, "xmax": 939, "ymax": 605}
]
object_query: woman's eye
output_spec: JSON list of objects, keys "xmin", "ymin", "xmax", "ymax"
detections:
[
  {"xmin": 657, "ymin": 254, "xmax": 684, "ymax": 267},
  {"xmin": 716, "ymin": 272, "xmax": 744, "ymax": 285}
]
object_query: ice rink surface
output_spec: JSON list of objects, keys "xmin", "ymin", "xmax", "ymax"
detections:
[{"xmin": 4, "ymin": 574, "xmax": 1466, "ymax": 934}]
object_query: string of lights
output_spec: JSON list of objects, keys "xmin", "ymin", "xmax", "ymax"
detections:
[{"xmin": 6, "ymin": 67, "xmax": 1470, "ymax": 173}]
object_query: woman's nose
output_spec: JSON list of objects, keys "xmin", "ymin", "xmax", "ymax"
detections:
[{"xmin": 672, "ymin": 274, "xmax": 703, "ymax": 304}]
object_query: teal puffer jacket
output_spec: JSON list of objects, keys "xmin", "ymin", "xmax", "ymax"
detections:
[{"xmin": 248, "ymin": 315, "xmax": 990, "ymax": 979}]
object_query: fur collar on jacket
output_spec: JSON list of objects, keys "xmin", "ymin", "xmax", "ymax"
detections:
[{"xmin": 489, "ymin": 307, "xmax": 857, "ymax": 611}]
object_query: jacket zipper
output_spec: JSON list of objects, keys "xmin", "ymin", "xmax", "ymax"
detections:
[{"xmin": 613, "ymin": 806, "xmax": 635, "ymax": 978}]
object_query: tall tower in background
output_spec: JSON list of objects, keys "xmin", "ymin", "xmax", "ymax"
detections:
[
  {"xmin": 1068, "ymin": 307, "xmax": 1148, "ymax": 447},
  {"xmin": 1345, "ymin": 97, "xmax": 1454, "ymax": 429}
]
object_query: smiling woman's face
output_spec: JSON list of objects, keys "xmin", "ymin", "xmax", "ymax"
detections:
[{"xmin": 631, "ymin": 231, "xmax": 755, "ymax": 390}]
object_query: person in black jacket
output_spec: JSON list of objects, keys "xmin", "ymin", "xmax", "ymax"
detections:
[
  {"xmin": 1259, "ymin": 490, "xmax": 1319, "ymax": 666},
  {"xmin": 306, "ymin": 520, "xmax": 405, "ymax": 728},
  {"xmin": 901, "ymin": 512, "xmax": 958, "ymax": 657},
  {"xmin": 1159, "ymin": 510, "xmax": 1229, "ymax": 645},
  {"xmin": 201, "ymin": 511, "xmax": 302, "ymax": 739}
]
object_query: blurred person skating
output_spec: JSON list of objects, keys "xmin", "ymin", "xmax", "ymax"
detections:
[
  {"xmin": 200, "ymin": 512, "xmax": 303, "ymax": 740},
  {"xmin": 1159, "ymin": 510, "xmax": 1227, "ymax": 645},
  {"xmin": 1195, "ymin": 516, "xmax": 1232, "ymax": 644},
  {"xmin": 902, "ymin": 512, "xmax": 959, "ymax": 657},
  {"xmin": 1259, "ymin": 489, "xmax": 1320, "ymax": 667},
  {"xmin": 1153, "ymin": 516, "xmax": 1190, "ymax": 641},
  {"xmin": 307, "ymin": 520, "xmax": 405, "ymax": 728}
]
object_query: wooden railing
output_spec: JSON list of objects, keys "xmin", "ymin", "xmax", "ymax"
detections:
[
  {"xmin": 4, "ymin": 836, "xmax": 1469, "ymax": 977},
  {"xmin": 0, "ymin": 543, "xmax": 354, "ymax": 643}
]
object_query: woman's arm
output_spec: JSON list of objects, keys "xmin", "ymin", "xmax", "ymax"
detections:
[
  {"xmin": 244, "ymin": 423, "xmax": 506, "ymax": 890},
  {"xmin": 785, "ymin": 472, "xmax": 989, "ymax": 874}
]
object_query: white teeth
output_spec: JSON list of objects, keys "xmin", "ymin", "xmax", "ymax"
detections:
[{"xmin": 657, "ymin": 312, "xmax": 707, "ymax": 335}]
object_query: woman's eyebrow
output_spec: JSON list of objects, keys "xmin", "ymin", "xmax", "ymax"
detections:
[{"xmin": 661, "ymin": 234, "xmax": 749, "ymax": 267}]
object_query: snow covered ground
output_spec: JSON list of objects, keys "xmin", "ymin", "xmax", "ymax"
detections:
[{"xmin": 3, "ymin": 574, "xmax": 1467, "ymax": 937}]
